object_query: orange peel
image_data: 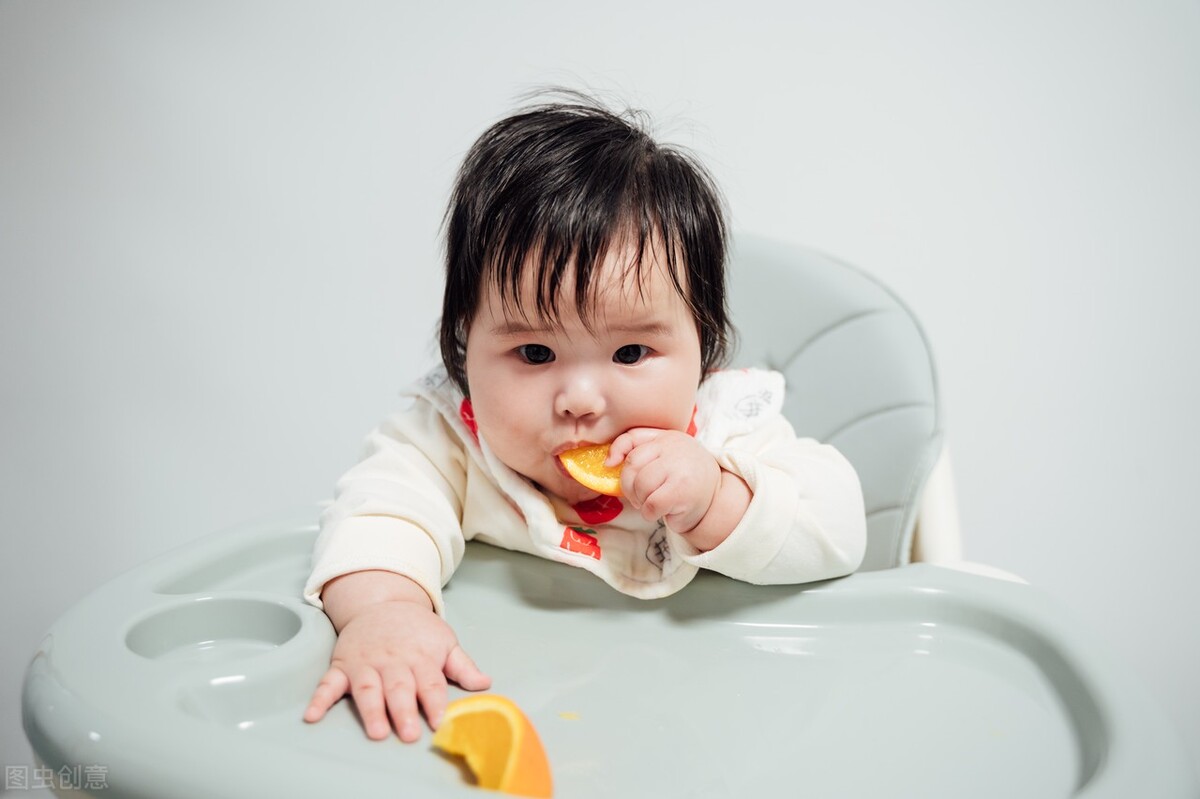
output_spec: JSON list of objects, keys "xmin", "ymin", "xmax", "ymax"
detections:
[
  {"xmin": 432, "ymin": 694, "xmax": 553, "ymax": 798},
  {"xmin": 558, "ymin": 443, "xmax": 622, "ymax": 497}
]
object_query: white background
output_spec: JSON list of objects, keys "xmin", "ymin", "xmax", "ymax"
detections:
[{"xmin": 2, "ymin": 0, "xmax": 1198, "ymax": 787}]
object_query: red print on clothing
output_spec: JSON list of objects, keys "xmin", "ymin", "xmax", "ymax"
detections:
[
  {"xmin": 686, "ymin": 404, "xmax": 698, "ymax": 437},
  {"xmin": 573, "ymin": 495, "xmax": 623, "ymax": 525},
  {"xmin": 459, "ymin": 398, "xmax": 479, "ymax": 445},
  {"xmin": 560, "ymin": 526, "xmax": 602, "ymax": 560}
]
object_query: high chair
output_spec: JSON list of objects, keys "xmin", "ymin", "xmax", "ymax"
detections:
[{"xmin": 23, "ymin": 236, "xmax": 1195, "ymax": 797}]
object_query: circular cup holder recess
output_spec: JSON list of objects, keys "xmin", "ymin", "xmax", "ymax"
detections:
[{"xmin": 126, "ymin": 599, "xmax": 301, "ymax": 663}]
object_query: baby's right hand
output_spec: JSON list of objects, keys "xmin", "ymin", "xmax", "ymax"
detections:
[{"xmin": 303, "ymin": 598, "xmax": 491, "ymax": 742}]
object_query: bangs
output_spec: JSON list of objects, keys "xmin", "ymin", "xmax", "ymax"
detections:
[{"xmin": 486, "ymin": 216, "xmax": 685, "ymax": 334}]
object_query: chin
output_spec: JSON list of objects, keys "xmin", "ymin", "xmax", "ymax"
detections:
[{"xmin": 547, "ymin": 479, "xmax": 600, "ymax": 506}]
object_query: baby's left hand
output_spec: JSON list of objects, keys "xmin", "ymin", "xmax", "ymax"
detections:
[{"xmin": 607, "ymin": 428, "xmax": 720, "ymax": 534}]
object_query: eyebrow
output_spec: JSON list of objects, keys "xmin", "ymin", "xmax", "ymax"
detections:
[{"xmin": 490, "ymin": 319, "xmax": 676, "ymax": 338}]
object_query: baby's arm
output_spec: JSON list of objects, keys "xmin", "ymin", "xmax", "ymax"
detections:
[
  {"xmin": 303, "ymin": 569, "xmax": 490, "ymax": 742},
  {"xmin": 304, "ymin": 398, "xmax": 486, "ymax": 740},
  {"xmin": 612, "ymin": 412, "xmax": 866, "ymax": 584},
  {"xmin": 608, "ymin": 428, "xmax": 750, "ymax": 551},
  {"xmin": 682, "ymin": 414, "xmax": 867, "ymax": 583}
]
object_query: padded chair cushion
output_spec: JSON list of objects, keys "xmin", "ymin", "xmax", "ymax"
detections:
[{"xmin": 727, "ymin": 236, "xmax": 943, "ymax": 570}]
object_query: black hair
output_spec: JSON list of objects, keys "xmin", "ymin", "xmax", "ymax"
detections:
[{"xmin": 439, "ymin": 90, "xmax": 731, "ymax": 395}]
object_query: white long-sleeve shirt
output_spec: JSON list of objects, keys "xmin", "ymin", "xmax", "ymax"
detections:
[{"xmin": 304, "ymin": 367, "xmax": 866, "ymax": 614}]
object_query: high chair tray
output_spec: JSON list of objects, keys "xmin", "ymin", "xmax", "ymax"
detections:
[{"xmin": 23, "ymin": 512, "xmax": 1195, "ymax": 798}]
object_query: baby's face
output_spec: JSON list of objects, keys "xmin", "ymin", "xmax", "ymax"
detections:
[{"xmin": 464, "ymin": 242, "xmax": 703, "ymax": 505}]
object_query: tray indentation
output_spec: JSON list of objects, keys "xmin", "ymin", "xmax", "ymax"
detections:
[{"xmin": 126, "ymin": 599, "xmax": 301, "ymax": 662}]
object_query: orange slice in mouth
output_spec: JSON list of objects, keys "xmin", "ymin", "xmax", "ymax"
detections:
[
  {"xmin": 432, "ymin": 694, "xmax": 553, "ymax": 798},
  {"xmin": 558, "ymin": 443, "xmax": 622, "ymax": 497}
]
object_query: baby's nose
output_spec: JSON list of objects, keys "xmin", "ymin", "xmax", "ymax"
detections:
[{"xmin": 554, "ymin": 372, "xmax": 606, "ymax": 419}]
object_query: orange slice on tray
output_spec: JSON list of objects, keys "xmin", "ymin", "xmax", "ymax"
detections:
[
  {"xmin": 558, "ymin": 443, "xmax": 622, "ymax": 497},
  {"xmin": 432, "ymin": 694, "xmax": 553, "ymax": 798}
]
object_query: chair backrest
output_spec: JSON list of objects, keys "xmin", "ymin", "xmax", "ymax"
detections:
[{"xmin": 727, "ymin": 235, "xmax": 943, "ymax": 570}]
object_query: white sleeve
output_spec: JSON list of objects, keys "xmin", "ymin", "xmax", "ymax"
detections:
[
  {"xmin": 667, "ymin": 414, "xmax": 867, "ymax": 584},
  {"xmin": 303, "ymin": 400, "xmax": 468, "ymax": 615}
]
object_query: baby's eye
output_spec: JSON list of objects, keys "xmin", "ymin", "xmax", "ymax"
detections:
[
  {"xmin": 517, "ymin": 344, "xmax": 555, "ymax": 365},
  {"xmin": 613, "ymin": 344, "xmax": 650, "ymax": 365}
]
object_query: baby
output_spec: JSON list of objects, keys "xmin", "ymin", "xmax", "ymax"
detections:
[{"xmin": 303, "ymin": 94, "xmax": 867, "ymax": 743}]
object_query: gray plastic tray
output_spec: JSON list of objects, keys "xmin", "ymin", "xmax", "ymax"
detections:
[{"xmin": 22, "ymin": 512, "xmax": 1196, "ymax": 798}]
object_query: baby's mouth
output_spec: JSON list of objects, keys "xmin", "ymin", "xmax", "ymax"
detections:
[{"xmin": 553, "ymin": 457, "xmax": 572, "ymax": 479}]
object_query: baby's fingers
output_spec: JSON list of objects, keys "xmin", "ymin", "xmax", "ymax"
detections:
[
  {"xmin": 420, "ymin": 648, "xmax": 492, "ymax": 732},
  {"xmin": 445, "ymin": 645, "xmax": 492, "ymax": 692},
  {"xmin": 379, "ymin": 667, "xmax": 423, "ymax": 742},
  {"xmin": 638, "ymin": 479, "xmax": 688, "ymax": 524},
  {"xmin": 412, "ymin": 664, "xmax": 449, "ymax": 732},
  {"xmin": 624, "ymin": 457, "xmax": 670, "ymax": 514},
  {"xmin": 345, "ymin": 666, "xmax": 395, "ymax": 741},
  {"xmin": 304, "ymin": 665, "xmax": 349, "ymax": 723},
  {"xmin": 606, "ymin": 428, "xmax": 662, "ymax": 466}
]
